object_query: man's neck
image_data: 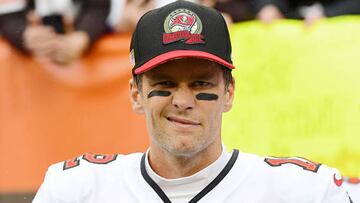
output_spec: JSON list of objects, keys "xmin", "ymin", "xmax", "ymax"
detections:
[{"xmin": 148, "ymin": 141, "xmax": 222, "ymax": 179}]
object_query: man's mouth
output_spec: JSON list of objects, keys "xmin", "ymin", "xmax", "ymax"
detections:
[{"xmin": 167, "ymin": 116, "xmax": 200, "ymax": 126}]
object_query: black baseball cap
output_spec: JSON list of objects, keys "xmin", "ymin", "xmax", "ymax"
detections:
[{"xmin": 130, "ymin": 0, "xmax": 235, "ymax": 75}]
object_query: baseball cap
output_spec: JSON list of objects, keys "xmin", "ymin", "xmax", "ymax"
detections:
[{"xmin": 130, "ymin": 0, "xmax": 235, "ymax": 75}]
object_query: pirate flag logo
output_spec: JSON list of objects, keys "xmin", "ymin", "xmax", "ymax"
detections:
[{"xmin": 163, "ymin": 8, "xmax": 205, "ymax": 45}]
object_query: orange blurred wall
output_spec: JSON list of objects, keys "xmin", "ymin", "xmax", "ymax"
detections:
[{"xmin": 0, "ymin": 34, "xmax": 149, "ymax": 193}]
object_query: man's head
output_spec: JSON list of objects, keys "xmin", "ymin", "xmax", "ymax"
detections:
[{"xmin": 129, "ymin": 1, "xmax": 235, "ymax": 157}]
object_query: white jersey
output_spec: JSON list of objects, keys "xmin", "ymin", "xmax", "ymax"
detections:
[
  {"xmin": 33, "ymin": 150, "xmax": 353, "ymax": 203},
  {"xmin": 344, "ymin": 177, "xmax": 360, "ymax": 203}
]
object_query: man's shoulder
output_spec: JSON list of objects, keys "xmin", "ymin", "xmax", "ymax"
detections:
[
  {"xmin": 41, "ymin": 152, "xmax": 143, "ymax": 201},
  {"xmin": 61, "ymin": 152, "xmax": 141, "ymax": 169},
  {"xmin": 236, "ymin": 151, "xmax": 336, "ymax": 179},
  {"xmin": 343, "ymin": 177, "xmax": 360, "ymax": 203},
  {"xmin": 47, "ymin": 152, "xmax": 143, "ymax": 176},
  {"xmin": 242, "ymin": 152, "xmax": 339, "ymax": 185},
  {"xmin": 232, "ymin": 151, "xmax": 350, "ymax": 202}
]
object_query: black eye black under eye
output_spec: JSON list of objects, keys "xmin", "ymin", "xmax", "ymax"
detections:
[
  {"xmin": 148, "ymin": 91, "xmax": 218, "ymax": 101},
  {"xmin": 148, "ymin": 90, "xmax": 171, "ymax": 98},
  {"xmin": 196, "ymin": 93, "xmax": 218, "ymax": 101}
]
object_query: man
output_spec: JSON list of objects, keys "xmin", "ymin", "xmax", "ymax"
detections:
[{"xmin": 33, "ymin": 1, "xmax": 353, "ymax": 202}]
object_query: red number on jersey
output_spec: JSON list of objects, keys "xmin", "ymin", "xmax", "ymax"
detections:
[
  {"xmin": 63, "ymin": 153, "xmax": 117, "ymax": 170},
  {"xmin": 347, "ymin": 177, "xmax": 360, "ymax": 184},
  {"xmin": 63, "ymin": 157, "xmax": 80, "ymax": 170},
  {"xmin": 82, "ymin": 153, "xmax": 117, "ymax": 164},
  {"xmin": 264, "ymin": 157, "xmax": 321, "ymax": 173}
]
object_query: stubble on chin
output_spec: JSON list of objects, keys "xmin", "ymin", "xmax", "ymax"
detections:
[{"xmin": 152, "ymin": 131, "xmax": 216, "ymax": 158}]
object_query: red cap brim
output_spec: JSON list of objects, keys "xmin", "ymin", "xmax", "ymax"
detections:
[{"xmin": 134, "ymin": 50, "xmax": 235, "ymax": 74}]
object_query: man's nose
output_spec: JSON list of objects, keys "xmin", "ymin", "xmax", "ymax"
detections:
[{"xmin": 172, "ymin": 86, "xmax": 195, "ymax": 110}]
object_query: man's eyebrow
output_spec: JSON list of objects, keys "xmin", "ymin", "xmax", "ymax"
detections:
[
  {"xmin": 146, "ymin": 74, "xmax": 173, "ymax": 81},
  {"xmin": 193, "ymin": 73, "xmax": 216, "ymax": 81}
]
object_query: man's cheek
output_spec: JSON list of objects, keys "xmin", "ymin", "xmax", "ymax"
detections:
[
  {"xmin": 196, "ymin": 93, "xmax": 218, "ymax": 101},
  {"xmin": 147, "ymin": 90, "xmax": 171, "ymax": 98}
]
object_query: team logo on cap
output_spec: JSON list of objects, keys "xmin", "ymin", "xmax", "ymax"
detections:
[{"xmin": 163, "ymin": 8, "xmax": 205, "ymax": 45}]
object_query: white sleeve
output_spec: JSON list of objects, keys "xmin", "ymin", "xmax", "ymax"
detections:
[
  {"xmin": 32, "ymin": 169, "xmax": 58, "ymax": 203},
  {"xmin": 32, "ymin": 161, "xmax": 95, "ymax": 203},
  {"xmin": 106, "ymin": 0, "xmax": 126, "ymax": 29},
  {"xmin": 320, "ymin": 169, "xmax": 353, "ymax": 203},
  {"xmin": 343, "ymin": 178, "xmax": 360, "ymax": 203},
  {"xmin": 0, "ymin": 0, "xmax": 26, "ymax": 15}
]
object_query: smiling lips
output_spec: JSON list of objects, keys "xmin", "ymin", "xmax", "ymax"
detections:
[{"xmin": 167, "ymin": 116, "xmax": 200, "ymax": 126}]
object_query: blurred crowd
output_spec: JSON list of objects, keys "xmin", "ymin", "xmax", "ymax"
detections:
[{"xmin": 0, "ymin": 0, "xmax": 360, "ymax": 64}]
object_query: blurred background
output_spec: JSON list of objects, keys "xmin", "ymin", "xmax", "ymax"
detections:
[{"xmin": 1, "ymin": 0, "xmax": 360, "ymax": 202}]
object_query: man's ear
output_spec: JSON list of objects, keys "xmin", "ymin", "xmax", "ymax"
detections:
[
  {"xmin": 129, "ymin": 78, "xmax": 144, "ymax": 115},
  {"xmin": 223, "ymin": 77, "xmax": 235, "ymax": 113}
]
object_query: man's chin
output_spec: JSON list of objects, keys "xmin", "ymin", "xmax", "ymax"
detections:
[
  {"xmin": 170, "ymin": 150, "xmax": 198, "ymax": 157},
  {"xmin": 166, "ymin": 144, "xmax": 205, "ymax": 158}
]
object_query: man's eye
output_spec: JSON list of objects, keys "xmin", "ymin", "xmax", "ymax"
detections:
[
  {"xmin": 193, "ymin": 81, "xmax": 212, "ymax": 88},
  {"xmin": 156, "ymin": 81, "xmax": 176, "ymax": 87}
]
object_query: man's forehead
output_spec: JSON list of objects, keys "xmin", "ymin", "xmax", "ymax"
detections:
[{"xmin": 143, "ymin": 58, "xmax": 223, "ymax": 80}]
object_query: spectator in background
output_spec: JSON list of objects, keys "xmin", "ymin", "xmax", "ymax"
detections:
[
  {"xmin": 108, "ymin": 0, "xmax": 232, "ymax": 33},
  {"xmin": 214, "ymin": 0, "xmax": 254, "ymax": 23},
  {"xmin": 253, "ymin": 0, "xmax": 360, "ymax": 25},
  {"xmin": 107, "ymin": 0, "xmax": 155, "ymax": 33},
  {"xmin": 0, "ymin": 0, "xmax": 110, "ymax": 64},
  {"xmin": 0, "ymin": 0, "xmax": 27, "ymax": 43}
]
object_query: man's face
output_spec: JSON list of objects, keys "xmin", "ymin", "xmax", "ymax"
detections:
[{"xmin": 130, "ymin": 58, "xmax": 234, "ymax": 157}]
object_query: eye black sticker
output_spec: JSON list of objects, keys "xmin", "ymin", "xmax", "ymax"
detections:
[
  {"xmin": 196, "ymin": 93, "xmax": 218, "ymax": 101},
  {"xmin": 148, "ymin": 90, "xmax": 171, "ymax": 98}
]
